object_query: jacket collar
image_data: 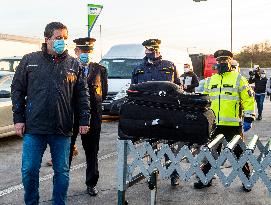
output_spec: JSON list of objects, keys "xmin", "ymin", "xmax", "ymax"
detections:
[{"xmin": 143, "ymin": 56, "xmax": 162, "ymax": 66}]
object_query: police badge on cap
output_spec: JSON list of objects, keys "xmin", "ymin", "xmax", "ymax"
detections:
[
  {"xmin": 73, "ymin": 37, "xmax": 96, "ymax": 52},
  {"xmin": 214, "ymin": 50, "xmax": 233, "ymax": 60},
  {"xmin": 142, "ymin": 39, "xmax": 161, "ymax": 51}
]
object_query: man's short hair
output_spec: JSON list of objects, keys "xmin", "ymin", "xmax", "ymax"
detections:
[{"xmin": 44, "ymin": 22, "xmax": 68, "ymax": 38}]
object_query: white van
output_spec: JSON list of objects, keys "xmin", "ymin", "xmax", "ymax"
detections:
[{"xmin": 100, "ymin": 44, "xmax": 191, "ymax": 115}]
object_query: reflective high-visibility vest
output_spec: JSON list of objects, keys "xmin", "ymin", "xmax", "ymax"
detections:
[{"xmin": 204, "ymin": 72, "xmax": 255, "ymax": 126}]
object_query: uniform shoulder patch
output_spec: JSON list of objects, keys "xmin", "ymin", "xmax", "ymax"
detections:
[{"xmin": 136, "ymin": 69, "xmax": 144, "ymax": 74}]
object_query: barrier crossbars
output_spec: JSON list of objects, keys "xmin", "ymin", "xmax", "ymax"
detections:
[{"xmin": 117, "ymin": 134, "xmax": 271, "ymax": 205}]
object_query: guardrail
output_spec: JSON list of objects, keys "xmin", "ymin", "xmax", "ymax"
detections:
[{"xmin": 117, "ymin": 135, "xmax": 271, "ymax": 205}]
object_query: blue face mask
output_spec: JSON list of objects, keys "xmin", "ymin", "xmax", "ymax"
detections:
[
  {"xmin": 52, "ymin": 39, "xmax": 66, "ymax": 54},
  {"xmin": 79, "ymin": 53, "xmax": 91, "ymax": 64}
]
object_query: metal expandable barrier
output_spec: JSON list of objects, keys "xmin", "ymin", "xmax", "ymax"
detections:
[{"xmin": 117, "ymin": 134, "xmax": 271, "ymax": 205}]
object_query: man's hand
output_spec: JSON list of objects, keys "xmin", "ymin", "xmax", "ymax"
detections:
[
  {"xmin": 79, "ymin": 126, "xmax": 89, "ymax": 134},
  {"xmin": 14, "ymin": 123, "xmax": 25, "ymax": 137}
]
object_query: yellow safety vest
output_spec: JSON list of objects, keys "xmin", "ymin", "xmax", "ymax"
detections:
[{"xmin": 204, "ymin": 72, "xmax": 255, "ymax": 126}]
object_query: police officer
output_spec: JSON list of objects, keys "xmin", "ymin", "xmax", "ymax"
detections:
[
  {"xmin": 194, "ymin": 50, "xmax": 255, "ymax": 191},
  {"xmin": 131, "ymin": 39, "xmax": 181, "ymax": 186},
  {"xmin": 131, "ymin": 39, "xmax": 180, "ymax": 85},
  {"xmin": 70, "ymin": 37, "xmax": 108, "ymax": 196}
]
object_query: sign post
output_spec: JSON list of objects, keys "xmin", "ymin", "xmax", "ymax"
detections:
[{"xmin": 87, "ymin": 4, "xmax": 103, "ymax": 37}]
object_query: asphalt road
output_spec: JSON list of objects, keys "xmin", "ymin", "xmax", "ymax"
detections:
[{"xmin": 1, "ymin": 104, "xmax": 271, "ymax": 205}]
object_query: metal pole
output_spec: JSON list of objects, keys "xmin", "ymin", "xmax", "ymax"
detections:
[
  {"xmin": 231, "ymin": 0, "xmax": 233, "ymax": 52},
  {"xmin": 117, "ymin": 140, "xmax": 128, "ymax": 205},
  {"xmin": 99, "ymin": 24, "xmax": 103, "ymax": 60}
]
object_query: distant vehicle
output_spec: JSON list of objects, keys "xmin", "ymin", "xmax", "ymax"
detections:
[
  {"xmin": 189, "ymin": 54, "xmax": 217, "ymax": 80},
  {"xmin": 0, "ymin": 74, "xmax": 15, "ymax": 138},
  {"xmin": 0, "ymin": 56, "xmax": 22, "ymax": 72},
  {"xmin": 99, "ymin": 44, "xmax": 144, "ymax": 115},
  {"xmin": 195, "ymin": 78, "xmax": 206, "ymax": 93},
  {"xmin": 100, "ymin": 43, "xmax": 191, "ymax": 115}
]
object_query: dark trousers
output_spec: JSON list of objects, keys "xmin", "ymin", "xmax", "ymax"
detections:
[
  {"xmin": 69, "ymin": 113, "xmax": 102, "ymax": 187},
  {"xmin": 255, "ymin": 93, "xmax": 265, "ymax": 116},
  {"xmin": 201, "ymin": 126, "xmax": 250, "ymax": 178}
]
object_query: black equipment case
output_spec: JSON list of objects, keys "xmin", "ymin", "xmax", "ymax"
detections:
[{"xmin": 118, "ymin": 81, "xmax": 215, "ymax": 144}]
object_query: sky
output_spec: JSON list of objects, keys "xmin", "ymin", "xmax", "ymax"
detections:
[{"xmin": 1, "ymin": 0, "xmax": 271, "ymax": 60}]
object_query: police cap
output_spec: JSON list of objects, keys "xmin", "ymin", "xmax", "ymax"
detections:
[
  {"xmin": 73, "ymin": 37, "xmax": 96, "ymax": 52},
  {"xmin": 142, "ymin": 39, "xmax": 161, "ymax": 51},
  {"xmin": 214, "ymin": 50, "xmax": 233, "ymax": 60}
]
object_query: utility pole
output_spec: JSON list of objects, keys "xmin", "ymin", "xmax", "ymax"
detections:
[
  {"xmin": 230, "ymin": 0, "xmax": 233, "ymax": 52},
  {"xmin": 99, "ymin": 24, "xmax": 103, "ymax": 60},
  {"xmin": 193, "ymin": 0, "xmax": 233, "ymax": 52}
]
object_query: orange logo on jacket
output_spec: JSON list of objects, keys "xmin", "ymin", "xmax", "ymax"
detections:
[{"xmin": 66, "ymin": 72, "xmax": 77, "ymax": 83}]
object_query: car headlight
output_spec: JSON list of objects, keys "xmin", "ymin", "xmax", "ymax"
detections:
[{"xmin": 113, "ymin": 83, "xmax": 130, "ymax": 100}]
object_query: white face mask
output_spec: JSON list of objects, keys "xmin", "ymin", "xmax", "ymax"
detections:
[
  {"xmin": 184, "ymin": 68, "xmax": 190, "ymax": 73},
  {"xmin": 261, "ymin": 74, "xmax": 266, "ymax": 78}
]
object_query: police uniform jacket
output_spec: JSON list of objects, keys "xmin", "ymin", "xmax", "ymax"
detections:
[
  {"xmin": 11, "ymin": 44, "xmax": 90, "ymax": 136},
  {"xmin": 131, "ymin": 56, "xmax": 180, "ymax": 85},
  {"xmin": 204, "ymin": 71, "xmax": 255, "ymax": 126}
]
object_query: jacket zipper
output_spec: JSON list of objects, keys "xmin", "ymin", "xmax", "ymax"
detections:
[
  {"xmin": 234, "ymin": 102, "xmax": 237, "ymax": 117},
  {"xmin": 218, "ymin": 75, "xmax": 223, "ymax": 123}
]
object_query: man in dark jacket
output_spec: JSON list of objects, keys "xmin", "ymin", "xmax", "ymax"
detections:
[
  {"xmin": 180, "ymin": 63, "xmax": 199, "ymax": 93},
  {"xmin": 11, "ymin": 22, "xmax": 90, "ymax": 205},
  {"xmin": 131, "ymin": 39, "xmax": 181, "ymax": 187},
  {"xmin": 248, "ymin": 67, "xmax": 267, "ymax": 120},
  {"xmin": 70, "ymin": 37, "xmax": 108, "ymax": 196}
]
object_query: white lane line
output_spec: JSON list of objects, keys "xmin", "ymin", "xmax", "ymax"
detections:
[{"xmin": 0, "ymin": 152, "xmax": 117, "ymax": 197}]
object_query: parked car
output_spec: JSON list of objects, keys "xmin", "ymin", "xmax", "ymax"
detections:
[{"xmin": 0, "ymin": 74, "xmax": 15, "ymax": 138}]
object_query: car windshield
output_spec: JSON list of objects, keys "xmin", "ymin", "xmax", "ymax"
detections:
[
  {"xmin": 100, "ymin": 59, "xmax": 142, "ymax": 79},
  {"xmin": 0, "ymin": 75, "xmax": 13, "ymax": 92}
]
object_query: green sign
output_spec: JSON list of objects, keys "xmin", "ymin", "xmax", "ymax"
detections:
[{"xmin": 87, "ymin": 4, "xmax": 103, "ymax": 36}]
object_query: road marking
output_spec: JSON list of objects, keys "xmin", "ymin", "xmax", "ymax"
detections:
[{"xmin": 0, "ymin": 152, "xmax": 117, "ymax": 197}]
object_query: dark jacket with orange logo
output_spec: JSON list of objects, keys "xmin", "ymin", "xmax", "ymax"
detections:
[
  {"xmin": 85, "ymin": 62, "xmax": 108, "ymax": 128},
  {"xmin": 11, "ymin": 45, "xmax": 90, "ymax": 136}
]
